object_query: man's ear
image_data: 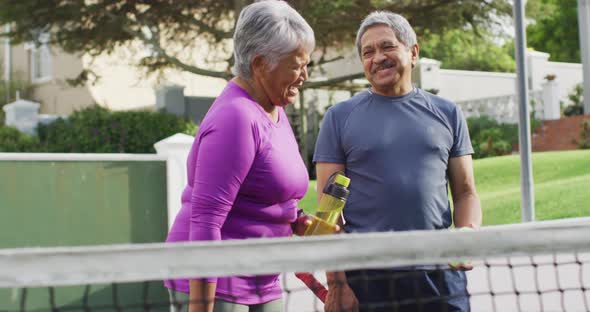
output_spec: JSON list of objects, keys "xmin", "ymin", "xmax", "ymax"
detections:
[{"xmin": 411, "ymin": 43, "xmax": 420, "ymax": 68}]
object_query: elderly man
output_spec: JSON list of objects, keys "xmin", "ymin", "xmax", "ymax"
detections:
[{"xmin": 314, "ymin": 11, "xmax": 482, "ymax": 312}]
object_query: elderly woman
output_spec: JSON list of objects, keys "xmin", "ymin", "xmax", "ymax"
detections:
[{"xmin": 164, "ymin": 1, "xmax": 314, "ymax": 312}]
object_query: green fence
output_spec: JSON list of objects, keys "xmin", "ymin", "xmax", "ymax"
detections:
[{"xmin": 0, "ymin": 155, "xmax": 170, "ymax": 311}]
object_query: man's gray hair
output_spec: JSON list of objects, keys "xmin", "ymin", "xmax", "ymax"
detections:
[
  {"xmin": 232, "ymin": 1, "xmax": 315, "ymax": 79},
  {"xmin": 355, "ymin": 11, "xmax": 417, "ymax": 57}
]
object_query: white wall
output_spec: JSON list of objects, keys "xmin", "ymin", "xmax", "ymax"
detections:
[
  {"xmin": 544, "ymin": 62, "xmax": 583, "ymax": 104},
  {"xmin": 437, "ymin": 70, "xmax": 517, "ymax": 102},
  {"xmin": 409, "ymin": 51, "xmax": 586, "ymax": 123},
  {"xmin": 84, "ymin": 44, "xmax": 227, "ymax": 111},
  {"xmin": 420, "ymin": 51, "xmax": 584, "ymax": 106}
]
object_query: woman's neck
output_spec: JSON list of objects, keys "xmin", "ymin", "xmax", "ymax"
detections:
[{"xmin": 233, "ymin": 77, "xmax": 278, "ymax": 122}]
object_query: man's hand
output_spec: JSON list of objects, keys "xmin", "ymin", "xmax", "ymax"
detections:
[
  {"xmin": 324, "ymin": 283, "xmax": 359, "ymax": 312},
  {"xmin": 448, "ymin": 260, "xmax": 474, "ymax": 271},
  {"xmin": 448, "ymin": 225, "xmax": 477, "ymax": 271}
]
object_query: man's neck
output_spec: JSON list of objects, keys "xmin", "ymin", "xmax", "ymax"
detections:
[{"xmin": 371, "ymin": 81, "xmax": 413, "ymax": 97}]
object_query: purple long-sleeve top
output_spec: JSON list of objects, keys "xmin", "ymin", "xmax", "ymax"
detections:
[{"xmin": 164, "ymin": 81, "xmax": 309, "ymax": 304}]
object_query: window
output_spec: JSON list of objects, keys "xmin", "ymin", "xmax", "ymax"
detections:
[{"xmin": 25, "ymin": 33, "xmax": 52, "ymax": 83}]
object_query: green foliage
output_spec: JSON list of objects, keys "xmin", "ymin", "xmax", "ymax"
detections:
[
  {"xmin": 468, "ymin": 117, "xmax": 514, "ymax": 159},
  {"xmin": 420, "ymin": 29, "xmax": 515, "ymax": 72},
  {"xmin": 0, "ymin": 106, "xmax": 197, "ymax": 153},
  {"xmin": 0, "ymin": 0, "xmax": 512, "ymax": 86},
  {"xmin": 526, "ymin": 0, "xmax": 580, "ymax": 63},
  {"xmin": 35, "ymin": 106, "xmax": 197, "ymax": 153},
  {"xmin": 0, "ymin": 126, "xmax": 40, "ymax": 152},
  {"xmin": 467, "ymin": 116, "xmax": 541, "ymax": 159},
  {"xmin": 563, "ymin": 84, "xmax": 584, "ymax": 116},
  {"xmin": 474, "ymin": 128, "xmax": 512, "ymax": 158},
  {"xmin": 578, "ymin": 120, "xmax": 590, "ymax": 149}
]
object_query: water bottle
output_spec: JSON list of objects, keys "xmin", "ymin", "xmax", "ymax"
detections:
[{"xmin": 304, "ymin": 172, "xmax": 350, "ymax": 236}]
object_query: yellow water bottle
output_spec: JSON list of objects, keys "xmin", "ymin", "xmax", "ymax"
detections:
[{"xmin": 304, "ymin": 172, "xmax": 351, "ymax": 236}]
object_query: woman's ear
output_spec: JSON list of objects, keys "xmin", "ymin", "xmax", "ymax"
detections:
[{"xmin": 251, "ymin": 55, "xmax": 267, "ymax": 76}]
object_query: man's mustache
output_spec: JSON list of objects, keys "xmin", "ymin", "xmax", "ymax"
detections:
[{"xmin": 371, "ymin": 60, "xmax": 395, "ymax": 73}]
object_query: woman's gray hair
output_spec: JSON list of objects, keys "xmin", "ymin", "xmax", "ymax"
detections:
[
  {"xmin": 232, "ymin": 1, "xmax": 315, "ymax": 79},
  {"xmin": 355, "ymin": 11, "xmax": 417, "ymax": 57}
]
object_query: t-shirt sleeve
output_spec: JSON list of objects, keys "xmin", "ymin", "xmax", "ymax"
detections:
[
  {"xmin": 313, "ymin": 108, "xmax": 346, "ymax": 164},
  {"xmin": 450, "ymin": 106, "xmax": 474, "ymax": 157},
  {"xmin": 190, "ymin": 109, "xmax": 257, "ymax": 242}
]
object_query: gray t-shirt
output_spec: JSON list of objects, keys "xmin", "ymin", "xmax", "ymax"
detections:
[{"xmin": 313, "ymin": 88, "xmax": 473, "ymax": 233}]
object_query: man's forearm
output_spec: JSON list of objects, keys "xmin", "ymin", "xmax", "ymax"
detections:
[
  {"xmin": 326, "ymin": 271, "xmax": 349, "ymax": 288},
  {"xmin": 453, "ymin": 193, "xmax": 482, "ymax": 228}
]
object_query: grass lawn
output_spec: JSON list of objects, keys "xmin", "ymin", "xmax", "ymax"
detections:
[
  {"xmin": 299, "ymin": 180, "xmax": 318, "ymax": 214},
  {"xmin": 298, "ymin": 150, "xmax": 590, "ymax": 225}
]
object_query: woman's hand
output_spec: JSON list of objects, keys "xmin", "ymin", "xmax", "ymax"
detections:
[
  {"xmin": 292, "ymin": 213, "xmax": 341, "ymax": 236},
  {"xmin": 292, "ymin": 213, "xmax": 313, "ymax": 236}
]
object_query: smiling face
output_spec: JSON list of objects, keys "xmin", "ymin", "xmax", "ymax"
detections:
[
  {"xmin": 360, "ymin": 25, "xmax": 418, "ymax": 96},
  {"xmin": 254, "ymin": 46, "xmax": 310, "ymax": 107}
]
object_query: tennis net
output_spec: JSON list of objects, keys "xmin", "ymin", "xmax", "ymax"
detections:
[{"xmin": 1, "ymin": 217, "xmax": 589, "ymax": 312}]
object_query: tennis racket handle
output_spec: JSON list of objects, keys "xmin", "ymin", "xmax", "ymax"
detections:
[{"xmin": 294, "ymin": 272, "xmax": 328, "ymax": 302}]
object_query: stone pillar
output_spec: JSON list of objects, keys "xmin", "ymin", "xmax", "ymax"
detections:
[
  {"xmin": 526, "ymin": 50, "xmax": 551, "ymax": 91},
  {"xmin": 154, "ymin": 133, "xmax": 195, "ymax": 230},
  {"xmin": 3, "ymin": 98, "xmax": 40, "ymax": 135},
  {"xmin": 542, "ymin": 79, "xmax": 561, "ymax": 120},
  {"xmin": 155, "ymin": 84, "xmax": 186, "ymax": 117},
  {"xmin": 413, "ymin": 58, "xmax": 441, "ymax": 93}
]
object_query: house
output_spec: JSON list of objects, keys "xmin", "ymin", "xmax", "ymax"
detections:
[{"xmin": 1, "ymin": 32, "xmax": 227, "ymax": 115}]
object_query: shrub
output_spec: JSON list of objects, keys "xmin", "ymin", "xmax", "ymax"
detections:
[
  {"xmin": 467, "ymin": 116, "xmax": 541, "ymax": 159},
  {"xmin": 0, "ymin": 126, "xmax": 39, "ymax": 152},
  {"xmin": 563, "ymin": 84, "xmax": 584, "ymax": 117},
  {"xmin": 578, "ymin": 120, "xmax": 590, "ymax": 149},
  {"xmin": 475, "ymin": 128, "xmax": 512, "ymax": 158},
  {"xmin": 36, "ymin": 106, "xmax": 197, "ymax": 153}
]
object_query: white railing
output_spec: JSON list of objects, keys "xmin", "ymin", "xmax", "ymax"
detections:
[
  {"xmin": 0, "ymin": 153, "xmax": 165, "ymax": 162},
  {"xmin": 0, "ymin": 134, "xmax": 193, "ymax": 232},
  {"xmin": 2, "ymin": 217, "xmax": 589, "ymax": 288}
]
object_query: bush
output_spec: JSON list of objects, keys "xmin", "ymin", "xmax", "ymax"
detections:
[
  {"xmin": 468, "ymin": 116, "xmax": 512, "ymax": 158},
  {"xmin": 0, "ymin": 106, "xmax": 197, "ymax": 153},
  {"xmin": 35, "ymin": 106, "xmax": 197, "ymax": 153},
  {"xmin": 475, "ymin": 128, "xmax": 512, "ymax": 158},
  {"xmin": 467, "ymin": 116, "xmax": 541, "ymax": 159},
  {"xmin": 0, "ymin": 126, "xmax": 39, "ymax": 152},
  {"xmin": 578, "ymin": 120, "xmax": 590, "ymax": 149},
  {"xmin": 563, "ymin": 84, "xmax": 584, "ymax": 117}
]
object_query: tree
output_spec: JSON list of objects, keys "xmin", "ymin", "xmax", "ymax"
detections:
[
  {"xmin": 420, "ymin": 28, "xmax": 515, "ymax": 72},
  {"xmin": 526, "ymin": 0, "xmax": 580, "ymax": 63},
  {"xmin": 0, "ymin": 0, "xmax": 512, "ymax": 88}
]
